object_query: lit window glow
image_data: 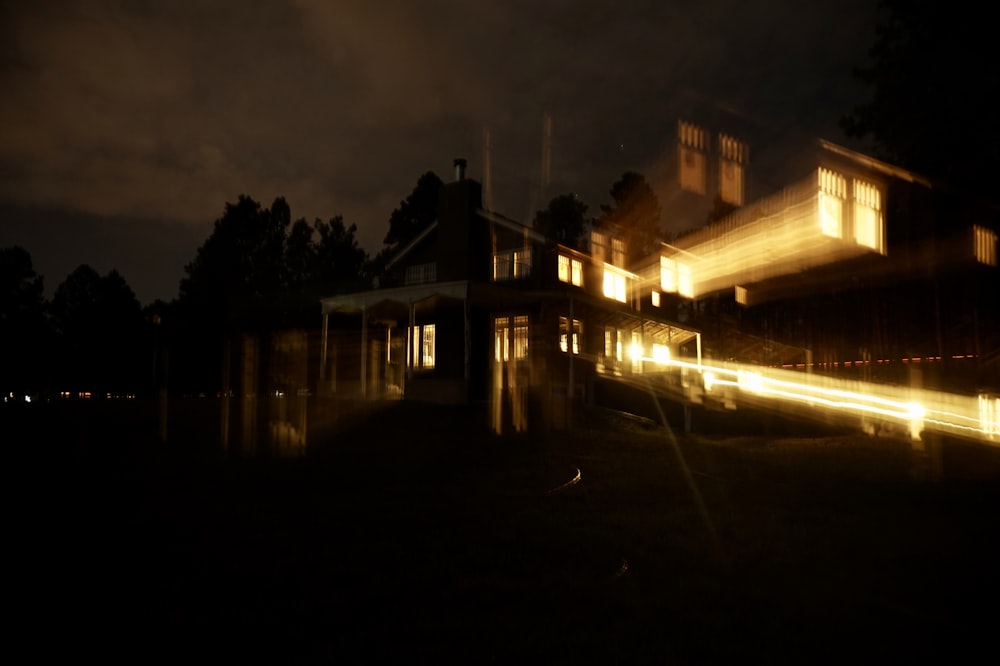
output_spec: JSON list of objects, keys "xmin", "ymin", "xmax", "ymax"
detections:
[
  {"xmin": 558, "ymin": 254, "xmax": 583, "ymax": 286},
  {"xmin": 603, "ymin": 268, "xmax": 627, "ymax": 302},
  {"xmin": 559, "ymin": 317, "xmax": 581, "ymax": 354},
  {"xmin": 818, "ymin": 168, "xmax": 846, "ymax": 239},
  {"xmin": 661, "ymin": 256, "xmax": 676, "ymax": 293},
  {"xmin": 513, "ymin": 315, "xmax": 529, "ymax": 359},
  {"xmin": 853, "ymin": 179, "xmax": 883, "ymax": 252},
  {"xmin": 651, "ymin": 290, "xmax": 660, "ymax": 307},
  {"xmin": 974, "ymin": 225, "xmax": 998, "ymax": 266},
  {"xmin": 678, "ymin": 263, "xmax": 693, "ymax": 299},
  {"xmin": 494, "ymin": 249, "xmax": 532, "ymax": 281},
  {"xmin": 411, "ymin": 324, "xmax": 435, "ymax": 369},
  {"xmin": 652, "ymin": 343, "xmax": 670, "ymax": 364}
]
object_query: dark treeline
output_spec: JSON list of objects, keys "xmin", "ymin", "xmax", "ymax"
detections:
[{"xmin": 1, "ymin": 165, "xmax": 663, "ymax": 400}]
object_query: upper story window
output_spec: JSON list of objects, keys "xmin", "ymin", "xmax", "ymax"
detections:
[
  {"xmin": 853, "ymin": 179, "xmax": 883, "ymax": 253},
  {"xmin": 493, "ymin": 248, "xmax": 532, "ymax": 281},
  {"xmin": 660, "ymin": 256, "xmax": 693, "ymax": 299},
  {"xmin": 818, "ymin": 168, "xmax": 846, "ymax": 240},
  {"xmin": 611, "ymin": 238, "xmax": 626, "ymax": 266},
  {"xmin": 603, "ymin": 267, "xmax": 628, "ymax": 303},
  {"xmin": 558, "ymin": 254, "xmax": 583, "ymax": 286},
  {"xmin": 405, "ymin": 262, "xmax": 436, "ymax": 285},
  {"xmin": 719, "ymin": 133, "xmax": 748, "ymax": 206},
  {"xmin": 591, "ymin": 231, "xmax": 608, "ymax": 263},
  {"xmin": 975, "ymin": 225, "xmax": 998, "ymax": 266}
]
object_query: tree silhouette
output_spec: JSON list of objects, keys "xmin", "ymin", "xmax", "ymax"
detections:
[
  {"xmin": 313, "ymin": 215, "xmax": 369, "ymax": 294},
  {"xmin": 383, "ymin": 171, "xmax": 443, "ymax": 249},
  {"xmin": 533, "ymin": 193, "xmax": 589, "ymax": 250},
  {"xmin": 841, "ymin": 0, "xmax": 999, "ymax": 193},
  {"xmin": 0, "ymin": 246, "xmax": 50, "ymax": 395},
  {"xmin": 51, "ymin": 265, "xmax": 144, "ymax": 396},
  {"xmin": 596, "ymin": 172, "xmax": 663, "ymax": 263}
]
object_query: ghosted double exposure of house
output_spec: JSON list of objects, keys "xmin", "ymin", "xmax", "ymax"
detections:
[
  {"xmin": 318, "ymin": 159, "xmax": 702, "ymax": 433},
  {"xmin": 654, "ymin": 119, "xmax": 1000, "ymax": 393}
]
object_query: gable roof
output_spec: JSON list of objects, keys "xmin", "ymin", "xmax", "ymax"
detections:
[{"xmin": 383, "ymin": 220, "xmax": 439, "ymax": 270}]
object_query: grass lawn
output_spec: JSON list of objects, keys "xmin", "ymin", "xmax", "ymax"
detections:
[{"xmin": 10, "ymin": 399, "xmax": 1000, "ymax": 663}]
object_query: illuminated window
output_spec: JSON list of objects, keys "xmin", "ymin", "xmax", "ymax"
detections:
[
  {"xmin": 558, "ymin": 254, "xmax": 583, "ymax": 286},
  {"xmin": 661, "ymin": 256, "xmax": 676, "ymax": 292},
  {"xmin": 603, "ymin": 269, "xmax": 627, "ymax": 302},
  {"xmin": 678, "ymin": 263, "xmax": 693, "ymax": 299},
  {"xmin": 559, "ymin": 317, "xmax": 582, "ymax": 354},
  {"xmin": 735, "ymin": 285, "xmax": 748, "ymax": 306},
  {"xmin": 495, "ymin": 317, "xmax": 509, "ymax": 362},
  {"xmin": 652, "ymin": 343, "xmax": 670, "ymax": 364},
  {"xmin": 410, "ymin": 324, "xmax": 436, "ymax": 369},
  {"xmin": 513, "ymin": 315, "xmax": 529, "ymax": 360},
  {"xmin": 661, "ymin": 257, "xmax": 692, "ymax": 298},
  {"xmin": 853, "ymin": 179, "xmax": 883, "ymax": 252},
  {"xmin": 494, "ymin": 249, "xmax": 532, "ymax": 280},
  {"xmin": 651, "ymin": 290, "xmax": 660, "ymax": 307},
  {"xmin": 495, "ymin": 315, "xmax": 528, "ymax": 361},
  {"xmin": 601, "ymin": 327, "xmax": 623, "ymax": 374},
  {"xmin": 631, "ymin": 331, "xmax": 642, "ymax": 372},
  {"xmin": 974, "ymin": 225, "xmax": 998, "ymax": 266},
  {"xmin": 818, "ymin": 168, "xmax": 846, "ymax": 239}
]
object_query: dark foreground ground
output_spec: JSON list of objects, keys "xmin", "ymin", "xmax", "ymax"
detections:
[{"xmin": 9, "ymin": 399, "xmax": 1000, "ymax": 663}]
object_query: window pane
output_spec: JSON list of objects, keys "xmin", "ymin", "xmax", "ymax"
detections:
[
  {"xmin": 422, "ymin": 324, "xmax": 435, "ymax": 368},
  {"xmin": 571, "ymin": 259, "xmax": 583, "ymax": 286},
  {"xmin": 513, "ymin": 315, "xmax": 528, "ymax": 359},
  {"xmin": 558, "ymin": 255, "xmax": 570, "ymax": 282},
  {"xmin": 661, "ymin": 256, "xmax": 676, "ymax": 292}
]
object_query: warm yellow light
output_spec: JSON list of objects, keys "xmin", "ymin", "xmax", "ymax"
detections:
[
  {"xmin": 629, "ymin": 342, "xmax": 643, "ymax": 361},
  {"xmin": 703, "ymin": 371, "xmax": 716, "ymax": 392},
  {"xmin": 652, "ymin": 344, "xmax": 670, "ymax": 364}
]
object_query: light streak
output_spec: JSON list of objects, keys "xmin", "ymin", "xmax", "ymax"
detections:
[
  {"xmin": 638, "ymin": 353, "xmax": 999, "ymax": 445},
  {"xmin": 661, "ymin": 169, "xmax": 887, "ymax": 299}
]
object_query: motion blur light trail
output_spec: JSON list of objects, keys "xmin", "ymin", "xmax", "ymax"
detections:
[{"xmin": 639, "ymin": 354, "xmax": 1000, "ymax": 445}]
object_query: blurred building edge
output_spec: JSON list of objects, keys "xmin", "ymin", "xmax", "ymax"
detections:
[
  {"xmin": 320, "ymin": 158, "xmax": 702, "ymax": 436},
  {"xmin": 319, "ymin": 134, "xmax": 1000, "ymax": 436}
]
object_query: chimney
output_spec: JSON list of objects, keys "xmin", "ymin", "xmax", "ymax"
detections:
[{"xmin": 454, "ymin": 158, "xmax": 467, "ymax": 182}]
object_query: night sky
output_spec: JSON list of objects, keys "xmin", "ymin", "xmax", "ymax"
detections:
[{"xmin": 0, "ymin": 0, "xmax": 880, "ymax": 305}]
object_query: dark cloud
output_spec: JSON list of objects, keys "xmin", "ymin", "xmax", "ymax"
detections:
[{"xmin": 0, "ymin": 0, "xmax": 879, "ymax": 303}]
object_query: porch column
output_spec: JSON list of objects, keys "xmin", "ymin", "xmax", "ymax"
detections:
[
  {"xmin": 568, "ymin": 295, "xmax": 574, "ymax": 400},
  {"xmin": 464, "ymin": 286, "xmax": 471, "ymax": 382},
  {"xmin": 406, "ymin": 301, "xmax": 415, "ymax": 389},
  {"xmin": 320, "ymin": 312, "xmax": 328, "ymax": 382},
  {"xmin": 696, "ymin": 332, "xmax": 702, "ymax": 369},
  {"xmin": 360, "ymin": 305, "xmax": 367, "ymax": 399}
]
